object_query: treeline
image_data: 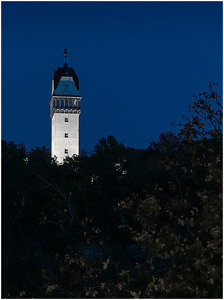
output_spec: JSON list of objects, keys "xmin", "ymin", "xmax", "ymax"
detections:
[{"xmin": 2, "ymin": 82, "xmax": 222, "ymax": 298}]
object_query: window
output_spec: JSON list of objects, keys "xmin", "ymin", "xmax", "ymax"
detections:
[
  {"xmin": 65, "ymin": 149, "xmax": 68, "ymax": 154},
  {"xmin": 65, "ymin": 118, "xmax": 68, "ymax": 122},
  {"xmin": 65, "ymin": 133, "xmax": 68, "ymax": 138}
]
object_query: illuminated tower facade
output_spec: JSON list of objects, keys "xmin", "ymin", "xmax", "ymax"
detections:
[{"xmin": 50, "ymin": 47, "xmax": 81, "ymax": 163}]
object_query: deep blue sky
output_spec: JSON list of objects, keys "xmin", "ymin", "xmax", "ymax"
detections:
[{"xmin": 2, "ymin": 2, "xmax": 223, "ymax": 153}]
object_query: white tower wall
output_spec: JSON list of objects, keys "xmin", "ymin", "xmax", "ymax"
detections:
[{"xmin": 51, "ymin": 112, "xmax": 80, "ymax": 163}]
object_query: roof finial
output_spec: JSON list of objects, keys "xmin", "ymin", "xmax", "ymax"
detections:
[
  {"xmin": 63, "ymin": 44, "xmax": 68, "ymax": 67},
  {"xmin": 64, "ymin": 45, "xmax": 68, "ymax": 55}
]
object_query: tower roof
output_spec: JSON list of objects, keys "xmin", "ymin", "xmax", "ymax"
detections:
[
  {"xmin": 53, "ymin": 65, "xmax": 79, "ymax": 94},
  {"xmin": 53, "ymin": 47, "xmax": 79, "ymax": 95}
]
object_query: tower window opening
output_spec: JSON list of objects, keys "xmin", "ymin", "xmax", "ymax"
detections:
[
  {"xmin": 65, "ymin": 99, "xmax": 68, "ymax": 107},
  {"xmin": 65, "ymin": 149, "xmax": 68, "ymax": 154},
  {"xmin": 65, "ymin": 118, "xmax": 68, "ymax": 122},
  {"xmin": 65, "ymin": 133, "xmax": 68, "ymax": 138}
]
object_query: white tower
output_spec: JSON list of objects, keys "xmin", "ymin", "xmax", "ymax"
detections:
[{"xmin": 50, "ymin": 47, "xmax": 81, "ymax": 163}]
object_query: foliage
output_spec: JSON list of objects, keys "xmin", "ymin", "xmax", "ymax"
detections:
[
  {"xmin": 2, "ymin": 83, "xmax": 222, "ymax": 298},
  {"xmin": 171, "ymin": 81, "xmax": 222, "ymax": 141}
]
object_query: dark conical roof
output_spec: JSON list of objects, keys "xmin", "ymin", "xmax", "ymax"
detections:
[{"xmin": 53, "ymin": 64, "xmax": 79, "ymax": 93}]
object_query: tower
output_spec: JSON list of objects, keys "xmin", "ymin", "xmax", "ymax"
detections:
[{"xmin": 50, "ymin": 47, "xmax": 81, "ymax": 163}]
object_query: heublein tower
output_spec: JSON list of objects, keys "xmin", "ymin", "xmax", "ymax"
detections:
[{"xmin": 50, "ymin": 47, "xmax": 81, "ymax": 163}]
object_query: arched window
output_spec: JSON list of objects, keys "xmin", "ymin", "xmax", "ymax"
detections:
[
  {"xmin": 65, "ymin": 99, "xmax": 68, "ymax": 108},
  {"xmin": 61, "ymin": 99, "xmax": 64, "ymax": 107},
  {"xmin": 57, "ymin": 99, "xmax": 60, "ymax": 107}
]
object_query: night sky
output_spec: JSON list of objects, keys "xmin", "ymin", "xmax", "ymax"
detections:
[{"xmin": 2, "ymin": 2, "xmax": 223, "ymax": 153}]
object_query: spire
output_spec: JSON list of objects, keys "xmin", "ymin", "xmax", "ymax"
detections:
[
  {"xmin": 63, "ymin": 46, "xmax": 68, "ymax": 67},
  {"xmin": 64, "ymin": 46, "xmax": 68, "ymax": 55}
]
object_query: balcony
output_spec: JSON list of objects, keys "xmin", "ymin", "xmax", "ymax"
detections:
[{"xmin": 50, "ymin": 107, "xmax": 81, "ymax": 118}]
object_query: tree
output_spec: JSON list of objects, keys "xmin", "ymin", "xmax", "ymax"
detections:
[
  {"xmin": 171, "ymin": 81, "xmax": 222, "ymax": 141},
  {"xmin": 111, "ymin": 83, "xmax": 222, "ymax": 298}
]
